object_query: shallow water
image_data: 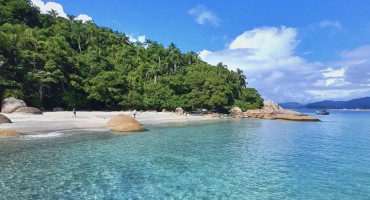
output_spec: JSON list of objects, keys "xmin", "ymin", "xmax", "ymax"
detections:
[{"xmin": 1, "ymin": 111, "xmax": 370, "ymax": 199}]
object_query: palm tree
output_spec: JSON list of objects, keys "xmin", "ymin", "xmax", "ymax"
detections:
[{"xmin": 236, "ymin": 68, "xmax": 247, "ymax": 88}]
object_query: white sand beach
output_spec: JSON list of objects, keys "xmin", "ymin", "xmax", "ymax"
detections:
[{"xmin": 0, "ymin": 111, "xmax": 215, "ymax": 135}]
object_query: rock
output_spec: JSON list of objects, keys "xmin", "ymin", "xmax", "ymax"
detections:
[
  {"xmin": 262, "ymin": 100, "xmax": 284, "ymax": 113},
  {"xmin": 175, "ymin": 107, "xmax": 184, "ymax": 115},
  {"xmin": 13, "ymin": 107, "xmax": 42, "ymax": 115},
  {"xmin": 1, "ymin": 97, "xmax": 26, "ymax": 113},
  {"xmin": 245, "ymin": 109, "xmax": 265, "ymax": 118},
  {"xmin": 0, "ymin": 114, "xmax": 12, "ymax": 124},
  {"xmin": 229, "ymin": 107, "xmax": 243, "ymax": 116},
  {"xmin": 273, "ymin": 112, "xmax": 320, "ymax": 121},
  {"xmin": 107, "ymin": 114, "xmax": 144, "ymax": 132},
  {"xmin": 245, "ymin": 100, "xmax": 319, "ymax": 122},
  {"xmin": 0, "ymin": 129, "xmax": 21, "ymax": 137}
]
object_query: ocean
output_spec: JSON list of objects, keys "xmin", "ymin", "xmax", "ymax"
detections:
[{"xmin": 1, "ymin": 110, "xmax": 370, "ymax": 199}]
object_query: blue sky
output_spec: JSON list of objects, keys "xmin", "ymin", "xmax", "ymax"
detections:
[{"xmin": 31, "ymin": 0, "xmax": 370, "ymax": 103}]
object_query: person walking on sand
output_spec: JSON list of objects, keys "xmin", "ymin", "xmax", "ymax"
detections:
[
  {"xmin": 133, "ymin": 109, "xmax": 136, "ymax": 118},
  {"xmin": 72, "ymin": 108, "xmax": 76, "ymax": 118}
]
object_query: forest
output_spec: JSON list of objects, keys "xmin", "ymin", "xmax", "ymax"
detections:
[{"xmin": 0, "ymin": 0, "xmax": 263, "ymax": 112}]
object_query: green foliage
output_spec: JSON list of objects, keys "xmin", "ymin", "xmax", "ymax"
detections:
[
  {"xmin": 0, "ymin": 0, "xmax": 264, "ymax": 112},
  {"xmin": 233, "ymin": 88, "xmax": 264, "ymax": 111},
  {"xmin": 2, "ymin": 88, "xmax": 24, "ymax": 99}
]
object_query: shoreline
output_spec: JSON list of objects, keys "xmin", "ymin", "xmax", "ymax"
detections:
[{"xmin": 0, "ymin": 111, "xmax": 218, "ymax": 136}]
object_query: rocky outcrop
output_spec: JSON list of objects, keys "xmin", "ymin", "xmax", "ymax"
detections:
[
  {"xmin": 175, "ymin": 107, "xmax": 184, "ymax": 115},
  {"xmin": 13, "ymin": 107, "xmax": 42, "ymax": 115},
  {"xmin": 0, "ymin": 114, "xmax": 12, "ymax": 124},
  {"xmin": 229, "ymin": 107, "xmax": 243, "ymax": 116},
  {"xmin": 107, "ymin": 114, "xmax": 145, "ymax": 132},
  {"xmin": 0, "ymin": 129, "xmax": 21, "ymax": 137},
  {"xmin": 1, "ymin": 97, "xmax": 26, "ymax": 113},
  {"xmin": 244, "ymin": 100, "xmax": 319, "ymax": 122}
]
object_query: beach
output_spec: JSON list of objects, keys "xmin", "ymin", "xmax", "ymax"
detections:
[{"xmin": 0, "ymin": 111, "xmax": 215, "ymax": 135}]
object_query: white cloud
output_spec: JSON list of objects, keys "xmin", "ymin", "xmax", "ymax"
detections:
[
  {"xmin": 200, "ymin": 26, "xmax": 370, "ymax": 103},
  {"xmin": 229, "ymin": 26, "xmax": 297, "ymax": 56},
  {"xmin": 128, "ymin": 35, "xmax": 146, "ymax": 44},
  {"xmin": 138, "ymin": 35, "xmax": 146, "ymax": 43},
  {"xmin": 31, "ymin": 0, "xmax": 67, "ymax": 18},
  {"xmin": 322, "ymin": 68, "xmax": 345, "ymax": 78},
  {"xmin": 31, "ymin": 0, "xmax": 92, "ymax": 21},
  {"xmin": 188, "ymin": 5, "xmax": 220, "ymax": 27},
  {"xmin": 319, "ymin": 20, "xmax": 342, "ymax": 29},
  {"xmin": 75, "ymin": 14, "xmax": 92, "ymax": 23},
  {"xmin": 199, "ymin": 26, "xmax": 304, "ymax": 72}
]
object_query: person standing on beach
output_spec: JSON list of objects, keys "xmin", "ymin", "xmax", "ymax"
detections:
[
  {"xmin": 133, "ymin": 109, "xmax": 136, "ymax": 118},
  {"xmin": 72, "ymin": 108, "xmax": 76, "ymax": 118}
]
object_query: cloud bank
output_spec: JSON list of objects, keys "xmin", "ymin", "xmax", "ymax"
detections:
[
  {"xmin": 200, "ymin": 26, "xmax": 370, "ymax": 103},
  {"xmin": 128, "ymin": 35, "xmax": 146, "ymax": 43},
  {"xmin": 75, "ymin": 14, "xmax": 92, "ymax": 23},
  {"xmin": 188, "ymin": 5, "xmax": 220, "ymax": 27},
  {"xmin": 31, "ymin": 0, "xmax": 92, "ymax": 22}
]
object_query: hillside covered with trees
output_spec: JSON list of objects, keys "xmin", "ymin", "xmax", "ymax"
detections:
[{"xmin": 0, "ymin": 0, "xmax": 263, "ymax": 112}]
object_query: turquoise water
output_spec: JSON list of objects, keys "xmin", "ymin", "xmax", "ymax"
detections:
[{"xmin": 1, "ymin": 111, "xmax": 370, "ymax": 199}]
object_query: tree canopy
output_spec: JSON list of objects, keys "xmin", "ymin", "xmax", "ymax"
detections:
[{"xmin": 0, "ymin": 0, "xmax": 263, "ymax": 112}]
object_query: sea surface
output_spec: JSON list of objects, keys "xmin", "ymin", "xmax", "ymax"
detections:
[{"xmin": 1, "ymin": 110, "xmax": 370, "ymax": 199}]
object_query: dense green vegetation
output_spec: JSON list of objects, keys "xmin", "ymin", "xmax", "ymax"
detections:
[{"xmin": 0, "ymin": 0, "xmax": 263, "ymax": 112}]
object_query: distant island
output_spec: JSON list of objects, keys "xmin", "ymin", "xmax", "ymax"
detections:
[{"xmin": 280, "ymin": 97, "xmax": 370, "ymax": 109}]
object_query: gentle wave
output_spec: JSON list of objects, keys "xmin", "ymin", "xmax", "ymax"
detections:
[
  {"xmin": 20, "ymin": 131, "xmax": 64, "ymax": 139},
  {"xmin": 19, "ymin": 129, "xmax": 109, "ymax": 140}
]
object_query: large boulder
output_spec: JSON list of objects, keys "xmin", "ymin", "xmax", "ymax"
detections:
[
  {"xmin": 13, "ymin": 107, "xmax": 42, "ymax": 115},
  {"xmin": 107, "ymin": 114, "xmax": 144, "ymax": 132},
  {"xmin": 0, "ymin": 114, "xmax": 12, "ymax": 124},
  {"xmin": 245, "ymin": 109, "xmax": 265, "ymax": 118},
  {"xmin": 229, "ymin": 107, "xmax": 243, "ymax": 116},
  {"xmin": 262, "ymin": 100, "xmax": 284, "ymax": 113},
  {"xmin": 175, "ymin": 107, "xmax": 184, "ymax": 115},
  {"xmin": 245, "ymin": 100, "xmax": 319, "ymax": 122},
  {"xmin": 0, "ymin": 129, "xmax": 21, "ymax": 137},
  {"xmin": 1, "ymin": 97, "xmax": 26, "ymax": 113}
]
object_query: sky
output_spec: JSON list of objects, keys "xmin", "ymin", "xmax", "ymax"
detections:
[{"xmin": 30, "ymin": 0, "xmax": 370, "ymax": 103}]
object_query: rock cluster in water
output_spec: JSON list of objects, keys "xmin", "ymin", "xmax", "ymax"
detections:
[
  {"xmin": 1, "ymin": 97, "xmax": 42, "ymax": 114},
  {"xmin": 107, "ymin": 114, "xmax": 145, "ymax": 132},
  {"xmin": 231, "ymin": 100, "xmax": 320, "ymax": 121}
]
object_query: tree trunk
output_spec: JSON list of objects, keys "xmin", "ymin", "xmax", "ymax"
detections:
[
  {"xmin": 39, "ymin": 84, "xmax": 43, "ymax": 106},
  {"xmin": 154, "ymin": 71, "xmax": 157, "ymax": 84},
  {"xmin": 78, "ymin": 41, "xmax": 81, "ymax": 52},
  {"xmin": 61, "ymin": 82, "xmax": 67, "ymax": 94}
]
